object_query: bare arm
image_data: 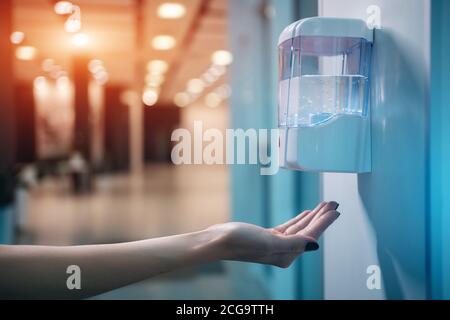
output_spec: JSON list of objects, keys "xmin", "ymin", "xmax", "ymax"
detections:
[
  {"xmin": 0, "ymin": 230, "xmax": 223, "ymax": 299},
  {"xmin": 0, "ymin": 201, "xmax": 339, "ymax": 299}
]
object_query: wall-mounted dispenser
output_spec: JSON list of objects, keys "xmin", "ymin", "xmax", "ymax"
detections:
[{"xmin": 278, "ymin": 17, "xmax": 373, "ymax": 173}]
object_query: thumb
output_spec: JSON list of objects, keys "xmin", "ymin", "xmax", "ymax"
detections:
[{"xmin": 274, "ymin": 235, "xmax": 317, "ymax": 253}]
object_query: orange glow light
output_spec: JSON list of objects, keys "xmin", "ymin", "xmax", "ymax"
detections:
[
  {"xmin": 174, "ymin": 92, "xmax": 190, "ymax": 108},
  {"xmin": 205, "ymin": 92, "xmax": 222, "ymax": 108},
  {"xmin": 93, "ymin": 71, "xmax": 109, "ymax": 85},
  {"xmin": 152, "ymin": 35, "xmax": 176, "ymax": 50},
  {"xmin": 146, "ymin": 73, "xmax": 165, "ymax": 85},
  {"xmin": 56, "ymin": 76, "xmax": 71, "ymax": 90},
  {"xmin": 10, "ymin": 31, "xmax": 25, "ymax": 45},
  {"xmin": 88, "ymin": 59, "xmax": 104, "ymax": 73},
  {"xmin": 187, "ymin": 78, "xmax": 205, "ymax": 94},
  {"xmin": 142, "ymin": 89, "xmax": 159, "ymax": 106},
  {"xmin": 157, "ymin": 3, "xmax": 186, "ymax": 19},
  {"xmin": 71, "ymin": 33, "xmax": 89, "ymax": 47},
  {"xmin": 146, "ymin": 60, "xmax": 169, "ymax": 74},
  {"xmin": 54, "ymin": 1, "xmax": 73, "ymax": 15},
  {"xmin": 212, "ymin": 50, "xmax": 233, "ymax": 66},
  {"xmin": 33, "ymin": 76, "xmax": 47, "ymax": 90},
  {"xmin": 65, "ymin": 16, "xmax": 81, "ymax": 33},
  {"xmin": 16, "ymin": 46, "xmax": 37, "ymax": 61}
]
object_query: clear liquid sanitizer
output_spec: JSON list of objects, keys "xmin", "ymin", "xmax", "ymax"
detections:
[{"xmin": 278, "ymin": 17, "xmax": 373, "ymax": 173}]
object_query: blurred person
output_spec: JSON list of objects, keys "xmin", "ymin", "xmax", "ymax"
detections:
[
  {"xmin": 14, "ymin": 164, "xmax": 37, "ymax": 232},
  {"xmin": 68, "ymin": 151, "xmax": 89, "ymax": 194},
  {"xmin": 0, "ymin": 201, "xmax": 339, "ymax": 299}
]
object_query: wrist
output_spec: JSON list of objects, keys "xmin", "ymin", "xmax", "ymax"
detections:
[{"xmin": 191, "ymin": 226, "xmax": 230, "ymax": 262}]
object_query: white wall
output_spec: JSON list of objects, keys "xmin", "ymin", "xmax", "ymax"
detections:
[{"xmin": 320, "ymin": 0, "xmax": 430, "ymax": 300}]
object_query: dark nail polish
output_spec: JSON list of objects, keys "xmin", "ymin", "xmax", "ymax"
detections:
[
  {"xmin": 305, "ymin": 242, "xmax": 319, "ymax": 252},
  {"xmin": 330, "ymin": 201, "xmax": 339, "ymax": 210}
]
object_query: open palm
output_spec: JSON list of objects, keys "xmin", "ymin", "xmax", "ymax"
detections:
[{"xmin": 213, "ymin": 201, "xmax": 340, "ymax": 268}]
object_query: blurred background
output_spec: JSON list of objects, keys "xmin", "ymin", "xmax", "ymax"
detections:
[
  {"xmin": 0, "ymin": 0, "xmax": 241, "ymax": 299},
  {"xmin": 0, "ymin": 0, "xmax": 449, "ymax": 300}
]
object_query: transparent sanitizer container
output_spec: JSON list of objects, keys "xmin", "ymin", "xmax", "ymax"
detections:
[{"xmin": 278, "ymin": 17, "xmax": 373, "ymax": 173}]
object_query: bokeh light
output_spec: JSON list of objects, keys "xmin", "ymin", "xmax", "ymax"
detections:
[
  {"xmin": 54, "ymin": 1, "xmax": 73, "ymax": 15},
  {"xmin": 33, "ymin": 76, "xmax": 47, "ymax": 91},
  {"xmin": 16, "ymin": 46, "xmax": 37, "ymax": 61},
  {"xmin": 152, "ymin": 35, "xmax": 176, "ymax": 50},
  {"xmin": 157, "ymin": 3, "xmax": 186, "ymax": 19},
  {"xmin": 187, "ymin": 78, "xmax": 205, "ymax": 94},
  {"xmin": 10, "ymin": 31, "xmax": 25, "ymax": 45},
  {"xmin": 71, "ymin": 33, "xmax": 89, "ymax": 47},
  {"xmin": 205, "ymin": 92, "xmax": 222, "ymax": 108},
  {"xmin": 212, "ymin": 50, "xmax": 233, "ymax": 66},
  {"xmin": 88, "ymin": 59, "xmax": 104, "ymax": 73},
  {"xmin": 146, "ymin": 60, "xmax": 169, "ymax": 74},
  {"xmin": 174, "ymin": 92, "xmax": 190, "ymax": 108},
  {"xmin": 142, "ymin": 89, "xmax": 159, "ymax": 106}
]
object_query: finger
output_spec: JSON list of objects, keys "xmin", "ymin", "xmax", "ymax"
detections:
[
  {"xmin": 299, "ymin": 210, "xmax": 340, "ymax": 240},
  {"xmin": 285, "ymin": 201, "xmax": 331, "ymax": 234},
  {"xmin": 275, "ymin": 210, "xmax": 311, "ymax": 233},
  {"xmin": 308, "ymin": 201, "xmax": 339, "ymax": 226}
]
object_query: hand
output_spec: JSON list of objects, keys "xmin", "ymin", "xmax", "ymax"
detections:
[{"xmin": 210, "ymin": 201, "xmax": 340, "ymax": 268}]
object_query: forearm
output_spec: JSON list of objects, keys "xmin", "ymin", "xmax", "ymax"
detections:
[{"xmin": 0, "ymin": 229, "xmax": 224, "ymax": 299}]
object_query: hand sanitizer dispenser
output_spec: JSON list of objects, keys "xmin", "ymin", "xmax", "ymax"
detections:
[{"xmin": 278, "ymin": 17, "xmax": 373, "ymax": 173}]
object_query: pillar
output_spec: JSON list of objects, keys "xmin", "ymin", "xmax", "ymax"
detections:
[{"xmin": 0, "ymin": 0, "xmax": 16, "ymax": 244}]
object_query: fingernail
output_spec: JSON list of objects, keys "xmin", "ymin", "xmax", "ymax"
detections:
[
  {"xmin": 305, "ymin": 242, "xmax": 319, "ymax": 252},
  {"xmin": 329, "ymin": 201, "xmax": 339, "ymax": 210},
  {"xmin": 332, "ymin": 211, "xmax": 341, "ymax": 219}
]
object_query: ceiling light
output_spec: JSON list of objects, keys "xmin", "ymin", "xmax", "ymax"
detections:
[
  {"xmin": 10, "ymin": 31, "xmax": 25, "ymax": 45},
  {"xmin": 152, "ymin": 35, "xmax": 176, "ymax": 50},
  {"xmin": 54, "ymin": 1, "xmax": 73, "ymax": 15},
  {"xmin": 71, "ymin": 33, "xmax": 89, "ymax": 47},
  {"xmin": 157, "ymin": 3, "xmax": 186, "ymax": 19},
  {"xmin": 212, "ymin": 50, "xmax": 233, "ymax": 66},
  {"xmin": 205, "ymin": 92, "xmax": 222, "ymax": 108},
  {"xmin": 187, "ymin": 78, "xmax": 205, "ymax": 94},
  {"xmin": 174, "ymin": 92, "xmax": 190, "ymax": 108},
  {"xmin": 146, "ymin": 60, "xmax": 169, "ymax": 74},
  {"xmin": 142, "ymin": 89, "xmax": 159, "ymax": 106},
  {"xmin": 16, "ymin": 46, "xmax": 37, "ymax": 61}
]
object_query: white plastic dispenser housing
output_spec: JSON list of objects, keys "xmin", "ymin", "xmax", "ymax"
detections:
[{"xmin": 278, "ymin": 17, "xmax": 373, "ymax": 173}]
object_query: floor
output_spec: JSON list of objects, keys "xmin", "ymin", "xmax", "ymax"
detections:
[{"xmin": 20, "ymin": 164, "xmax": 267, "ymax": 299}]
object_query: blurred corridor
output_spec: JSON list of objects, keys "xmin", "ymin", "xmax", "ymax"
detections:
[{"xmin": 24, "ymin": 165, "xmax": 229, "ymax": 246}]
